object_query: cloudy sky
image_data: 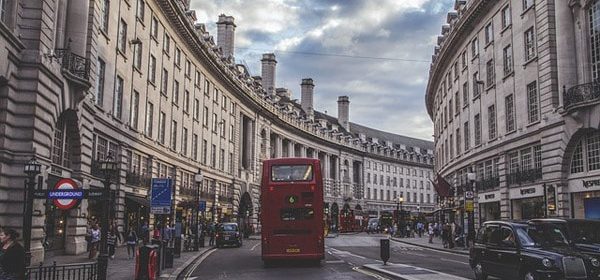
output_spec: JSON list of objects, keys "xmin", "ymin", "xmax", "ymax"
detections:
[{"xmin": 190, "ymin": 0, "xmax": 454, "ymax": 141}]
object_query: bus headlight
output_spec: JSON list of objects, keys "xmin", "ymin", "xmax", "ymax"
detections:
[
  {"xmin": 591, "ymin": 258, "xmax": 600, "ymax": 267},
  {"xmin": 542, "ymin": 258, "xmax": 553, "ymax": 268}
]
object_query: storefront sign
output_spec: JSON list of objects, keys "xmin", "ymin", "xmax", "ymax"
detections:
[
  {"xmin": 478, "ymin": 190, "xmax": 501, "ymax": 203},
  {"xmin": 509, "ymin": 185, "xmax": 543, "ymax": 199},
  {"xmin": 520, "ymin": 188, "xmax": 536, "ymax": 195},
  {"xmin": 568, "ymin": 177, "xmax": 600, "ymax": 193},
  {"xmin": 583, "ymin": 179, "xmax": 600, "ymax": 188}
]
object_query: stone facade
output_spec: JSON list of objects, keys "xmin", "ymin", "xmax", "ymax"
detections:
[
  {"xmin": 426, "ymin": 0, "xmax": 600, "ymax": 230},
  {"xmin": 0, "ymin": 0, "xmax": 434, "ymax": 263}
]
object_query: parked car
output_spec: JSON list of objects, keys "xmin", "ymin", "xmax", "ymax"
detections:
[
  {"xmin": 469, "ymin": 221, "xmax": 600, "ymax": 280},
  {"xmin": 215, "ymin": 223, "xmax": 242, "ymax": 248},
  {"xmin": 529, "ymin": 218, "xmax": 600, "ymax": 256}
]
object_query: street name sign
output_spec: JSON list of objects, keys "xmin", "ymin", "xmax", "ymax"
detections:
[
  {"xmin": 151, "ymin": 178, "xmax": 172, "ymax": 214},
  {"xmin": 198, "ymin": 200, "xmax": 206, "ymax": 212}
]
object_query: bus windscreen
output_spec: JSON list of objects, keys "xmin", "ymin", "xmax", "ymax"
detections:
[{"xmin": 271, "ymin": 165, "xmax": 313, "ymax": 182}]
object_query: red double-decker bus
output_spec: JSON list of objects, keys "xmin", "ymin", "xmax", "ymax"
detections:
[{"xmin": 260, "ymin": 158, "xmax": 325, "ymax": 265}]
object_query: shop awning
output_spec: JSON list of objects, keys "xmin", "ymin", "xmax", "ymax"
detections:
[{"xmin": 126, "ymin": 194, "xmax": 150, "ymax": 207}]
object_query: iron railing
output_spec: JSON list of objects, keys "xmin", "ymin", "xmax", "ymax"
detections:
[
  {"xmin": 55, "ymin": 49, "xmax": 91, "ymax": 81},
  {"xmin": 507, "ymin": 168, "xmax": 542, "ymax": 185},
  {"xmin": 27, "ymin": 261, "xmax": 98, "ymax": 280},
  {"xmin": 125, "ymin": 171, "xmax": 152, "ymax": 188},
  {"xmin": 478, "ymin": 176, "xmax": 500, "ymax": 191},
  {"xmin": 563, "ymin": 81, "xmax": 600, "ymax": 110}
]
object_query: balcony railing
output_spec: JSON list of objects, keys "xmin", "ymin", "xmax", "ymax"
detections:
[
  {"xmin": 125, "ymin": 171, "xmax": 152, "ymax": 188},
  {"xmin": 563, "ymin": 81, "xmax": 600, "ymax": 110},
  {"xmin": 55, "ymin": 49, "xmax": 91, "ymax": 81},
  {"xmin": 507, "ymin": 168, "xmax": 542, "ymax": 185},
  {"xmin": 478, "ymin": 176, "xmax": 500, "ymax": 191}
]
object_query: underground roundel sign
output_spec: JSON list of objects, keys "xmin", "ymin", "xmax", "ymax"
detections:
[{"xmin": 52, "ymin": 178, "xmax": 81, "ymax": 210}]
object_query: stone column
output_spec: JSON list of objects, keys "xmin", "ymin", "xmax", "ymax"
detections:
[{"xmin": 555, "ymin": 0, "xmax": 578, "ymax": 104}]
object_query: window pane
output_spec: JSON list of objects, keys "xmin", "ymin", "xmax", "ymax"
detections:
[
  {"xmin": 587, "ymin": 133, "xmax": 600, "ymax": 171},
  {"xmin": 571, "ymin": 141, "xmax": 584, "ymax": 173}
]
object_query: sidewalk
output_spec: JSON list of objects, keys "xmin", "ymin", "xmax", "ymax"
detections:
[
  {"xmin": 39, "ymin": 244, "xmax": 211, "ymax": 280},
  {"xmin": 391, "ymin": 236, "xmax": 470, "ymax": 255}
]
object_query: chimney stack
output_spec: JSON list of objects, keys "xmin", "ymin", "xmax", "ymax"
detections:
[
  {"xmin": 216, "ymin": 14, "xmax": 236, "ymax": 59},
  {"xmin": 301, "ymin": 78, "xmax": 315, "ymax": 120},
  {"xmin": 261, "ymin": 53, "xmax": 277, "ymax": 95},
  {"xmin": 337, "ymin": 96, "xmax": 350, "ymax": 131}
]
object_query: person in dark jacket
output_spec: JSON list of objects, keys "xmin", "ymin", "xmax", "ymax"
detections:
[{"xmin": 0, "ymin": 227, "xmax": 25, "ymax": 280}]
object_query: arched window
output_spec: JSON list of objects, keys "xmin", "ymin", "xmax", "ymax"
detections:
[{"xmin": 570, "ymin": 131, "xmax": 600, "ymax": 173}]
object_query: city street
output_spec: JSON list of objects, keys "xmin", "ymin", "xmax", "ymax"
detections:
[{"xmin": 180, "ymin": 233, "xmax": 476, "ymax": 280}]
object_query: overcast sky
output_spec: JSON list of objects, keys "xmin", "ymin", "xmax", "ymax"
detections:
[{"xmin": 190, "ymin": 0, "xmax": 453, "ymax": 141}]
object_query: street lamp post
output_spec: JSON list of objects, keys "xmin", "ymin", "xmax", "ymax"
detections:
[
  {"xmin": 98, "ymin": 155, "xmax": 118, "ymax": 280},
  {"xmin": 193, "ymin": 169, "xmax": 203, "ymax": 251},
  {"xmin": 396, "ymin": 196, "xmax": 404, "ymax": 237},
  {"xmin": 466, "ymin": 171, "xmax": 477, "ymax": 249},
  {"xmin": 23, "ymin": 156, "xmax": 42, "ymax": 272}
]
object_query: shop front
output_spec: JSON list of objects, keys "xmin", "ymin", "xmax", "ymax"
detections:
[
  {"xmin": 478, "ymin": 190, "xmax": 501, "ymax": 224},
  {"xmin": 510, "ymin": 185, "xmax": 545, "ymax": 219},
  {"xmin": 568, "ymin": 177, "xmax": 600, "ymax": 219},
  {"xmin": 125, "ymin": 194, "xmax": 150, "ymax": 234}
]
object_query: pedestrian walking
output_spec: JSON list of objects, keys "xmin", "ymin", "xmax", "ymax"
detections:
[
  {"xmin": 140, "ymin": 221, "xmax": 149, "ymax": 245},
  {"xmin": 208, "ymin": 222, "xmax": 216, "ymax": 246},
  {"xmin": 0, "ymin": 227, "xmax": 25, "ymax": 280},
  {"xmin": 125, "ymin": 229, "xmax": 138, "ymax": 259},
  {"xmin": 441, "ymin": 223, "xmax": 449, "ymax": 248},
  {"xmin": 428, "ymin": 223, "xmax": 434, "ymax": 243},
  {"xmin": 107, "ymin": 227, "xmax": 119, "ymax": 259},
  {"xmin": 88, "ymin": 224, "xmax": 101, "ymax": 259}
]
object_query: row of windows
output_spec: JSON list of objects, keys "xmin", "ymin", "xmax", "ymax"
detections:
[
  {"xmin": 436, "ymin": 81, "xmax": 539, "ymax": 167},
  {"xmin": 365, "ymin": 162, "xmax": 432, "ymax": 178},
  {"xmin": 365, "ymin": 189, "xmax": 433, "ymax": 204},
  {"xmin": 365, "ymin": 174, "xmax": 431, "ymax": 189}
]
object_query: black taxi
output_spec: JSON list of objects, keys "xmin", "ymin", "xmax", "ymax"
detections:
[
  {"xmin": 529, "ymin": 219, "xmax": 600, "ymax": 257},
  {"xmin": 469, "ymin": 221, "xmax": 600, "ymax": 280},
  {"xmin": 215, "ymin": 222, "xmax": 243, "ymax": 248}
]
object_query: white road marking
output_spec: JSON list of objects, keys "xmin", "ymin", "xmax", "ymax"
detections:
[
  {"xmin": 250, "ymin": 243, "xmax": 260, "ymax": 251},
  {"xmin": 184, "ymin": 248, "xmax": 217, "ymax": 278},
  {"xmin": 329, "ymin": 248, "xmax": 366, "ymax": 259},
  {"xmin": 352, "ymin": 266, "xmax": 390, "ymax": 280},
  {"xmin": 325, "ymin": 260, "xmax": 346, "ymax": 264},
  {"xmin": 440, "ymin": 258, "xmax": 470, "ymax": 265}
]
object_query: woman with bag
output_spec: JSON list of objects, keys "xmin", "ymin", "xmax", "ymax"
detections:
[{"xmin": 126, "ymin": 229, "xmax": 138, "ymax": 259}]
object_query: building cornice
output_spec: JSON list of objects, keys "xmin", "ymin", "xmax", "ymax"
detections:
[{"xmin": 425, "ymin": 0, "xmax": 495, "ymax": 120}]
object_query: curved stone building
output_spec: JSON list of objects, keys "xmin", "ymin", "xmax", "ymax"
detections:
[
  {"xmin": 0, "ymin": 0, "xmax": 434, "ymax": 261},
  {"xmin": 426, "ymin": 0, "xmax": 600, "ymax": 231}
]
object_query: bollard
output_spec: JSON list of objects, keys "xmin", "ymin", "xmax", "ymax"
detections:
[{"xmin": 380, "ymin": 239, "xmax": 390, "ymax": 265}]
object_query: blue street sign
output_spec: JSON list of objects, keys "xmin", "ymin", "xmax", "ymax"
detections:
[
  {"xmin": 48, "ymin": 190, "xmax": 84, "ymax": 199},
  {"xmin": 151, "ymin": 178, "xmax": 172, "ymax": 214},
  {"xmin": 199, "ymin": 200, "xmax": 206, "ymax": 212}
]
